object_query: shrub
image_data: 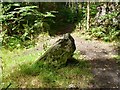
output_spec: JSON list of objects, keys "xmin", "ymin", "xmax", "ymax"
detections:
[{"xmin": 1, "ymin": 3, "xmax": 55, "ymax": 49}]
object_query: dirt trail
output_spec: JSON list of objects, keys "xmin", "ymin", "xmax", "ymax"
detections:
[
  {"xmin": 23, "ymin": 33, "xmax": 120, "ymax": 88},
  {"xmin": 49, "ymin": 34, "xmax": 120, "ymax": 88},
  {"xmin": 72, "ymin": 34, "xmax": 120, "ymax": 88}
]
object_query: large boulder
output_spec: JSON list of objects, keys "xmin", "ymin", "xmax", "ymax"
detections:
[{"xmin": 33, "ymin": 33, "xmax": 76, "ymax": 68}]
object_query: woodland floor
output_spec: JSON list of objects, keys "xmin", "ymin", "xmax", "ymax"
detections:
[
  {"xmin": 23, "ymin": 31, "xmax": 120, "ymax": 88},
  {"xmin": 73, "ymin": 34, "xmax": 120, "ymax": 88}
]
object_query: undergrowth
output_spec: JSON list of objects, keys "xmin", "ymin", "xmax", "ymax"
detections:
[{"xmin": 1, "ymin": 47, "xmax": 93, "ymax": 88}]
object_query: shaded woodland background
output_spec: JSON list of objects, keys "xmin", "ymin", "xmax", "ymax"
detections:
[
  {"xmin": 0, "ymin": 2, "xmax": 120, "ymax": 49},
  {"xmin": 0, "ymin": 2, "xmax": 120, "ymax": 88}
]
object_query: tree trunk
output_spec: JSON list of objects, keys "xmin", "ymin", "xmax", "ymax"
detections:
[{"xmin": 87, "ymin": 1, "xmax": 90, "ymax": 31}]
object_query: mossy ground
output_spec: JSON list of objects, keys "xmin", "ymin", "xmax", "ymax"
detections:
[{"xmin": 1, "ymin": 34, "xmax": 93, "ymax": 88}]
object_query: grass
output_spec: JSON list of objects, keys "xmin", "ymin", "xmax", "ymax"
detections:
[
  {"xmin": 1, "ymin": 35, "xmax": 93, "ymax": 88},
  {"xmin": 2, "ymin": 30, "xmax": 119, "ymax": 88},
  {"xmin": 1, "ymin": 48, "xmax": 42, "ymax": 88},
  {"xmin": 112, "ymin": 55, "xmax": 120, "ymax": 64}
]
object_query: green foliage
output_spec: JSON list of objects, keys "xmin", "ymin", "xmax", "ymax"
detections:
[
  {"xmin": 89, "ymin": 27, "xmax": 106, "ymax": 38},
  {"xmin": 76, "ymin": 2, "xmax": 120, "ymax": 42},
  {"xmin": 89, "ymin": 26, "xmax": 120, "ymax": 42},
  {"xmin": 81, "ymin": 3, "xmax": 120, "ymax": 42},
  {"xmin": 88, "ymin": 3, "xmax": 120, "ymax": 42},
  {"xmin": 58, "ymin": 7, "xmax": 76, "ymax": 23},
  {"xmin": 1, "ymin": 2, "xmax": 119, "ymax": 50},
  {"xmin": 99, "ymin": 11, "xmax": 118, "ymax": 20},
  {"xmin": 90, "ymin": 4, "xmax": 98, "ymax": 17},
  {"xmin": 1, "ymin": 3, "xmax": 55, "ymax": 49},
  {"xmin": 1, "ymin": 48, "xmax": 93, "ymax": 88},
  {"xmin": 20, "ymin": 59, "xmax": 92, "ymax": 88}
]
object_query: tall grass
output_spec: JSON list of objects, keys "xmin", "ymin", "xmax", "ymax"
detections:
[{"xmin": 1, "ymin": 47, "xmax": 93, "ymax": 88}]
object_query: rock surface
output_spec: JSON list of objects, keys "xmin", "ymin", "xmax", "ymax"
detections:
[{"xmin": 34, "ymin": 33, "xmax": 76, "ymax": 67}]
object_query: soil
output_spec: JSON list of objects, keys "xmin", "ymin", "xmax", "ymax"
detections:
[
  {"xmin": 23, "ymin": 32, "xmax": 120, "ymax": 88},
  {"xmin": 71, "ymin": 34, "xmax": 119, "ymax": 88}
]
